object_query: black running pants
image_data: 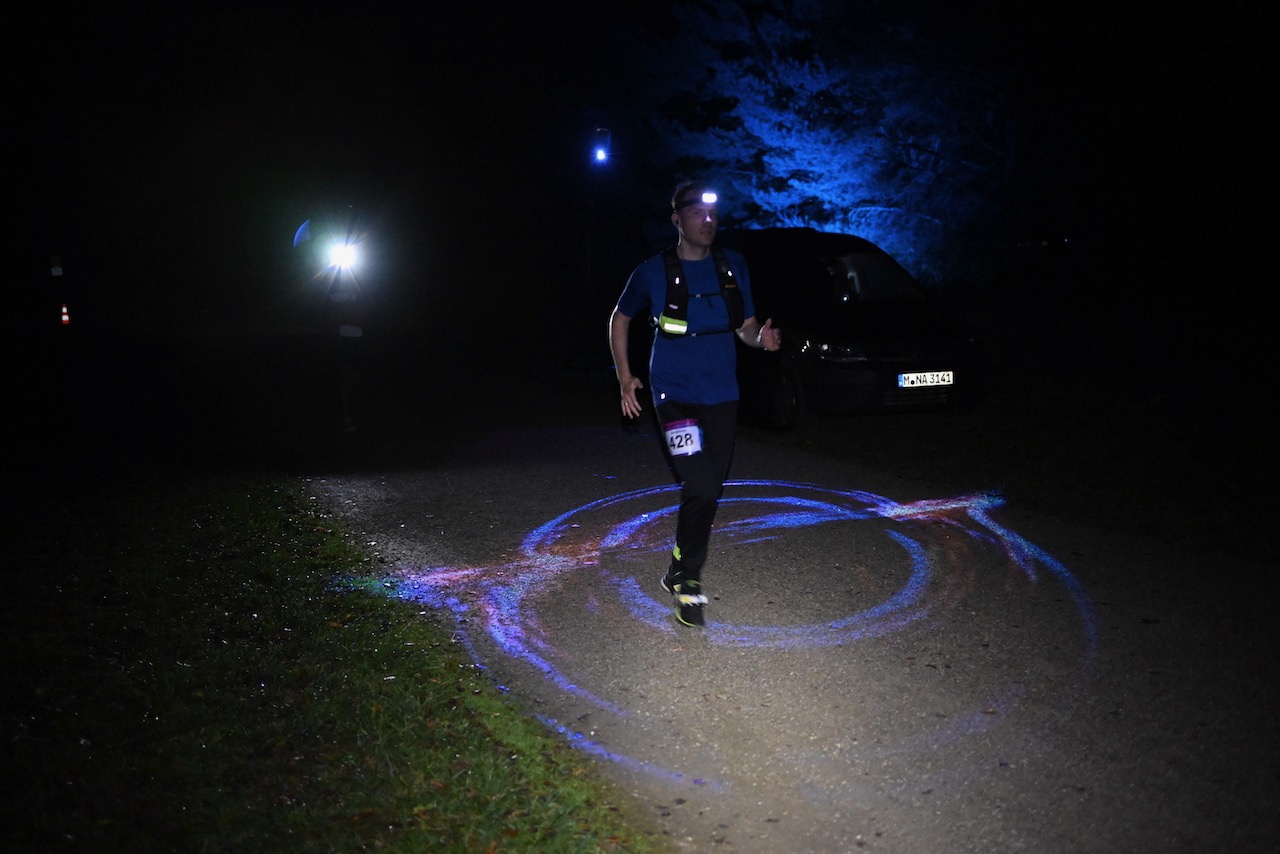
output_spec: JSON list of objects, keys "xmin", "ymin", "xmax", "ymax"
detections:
[{"xmin": 655, "ymin": 399, "xmax": 738, "ymax": 581}]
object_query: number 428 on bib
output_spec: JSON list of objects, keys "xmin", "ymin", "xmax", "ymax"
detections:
[{"xmin": 664, "ymin": 419, "xmax": 703, "ymax": 457}]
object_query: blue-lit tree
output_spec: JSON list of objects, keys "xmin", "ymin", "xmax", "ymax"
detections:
[{"xmin": 632, "ymin": 0, "xmax": 1013, "ymax": 284}]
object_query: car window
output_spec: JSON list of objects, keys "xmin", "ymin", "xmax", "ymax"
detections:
[
  {"xmin": 820, "ymin": 256, "xmax": 860, "ymax": 303},
  {"xmin": 822, "ymin": 252, "xmax": 923, "ymax": 302}
]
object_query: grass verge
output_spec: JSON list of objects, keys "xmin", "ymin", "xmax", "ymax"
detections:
[{"xmin": 3, "ymin": 473, "xmax": 657, "ymax": 852}]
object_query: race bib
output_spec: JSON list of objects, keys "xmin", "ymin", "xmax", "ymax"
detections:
[{"xmin": 664, "ymin": 419, "xmax": 703, "ymax": 457}]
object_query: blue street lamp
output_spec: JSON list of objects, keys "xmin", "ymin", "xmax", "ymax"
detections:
[{"xmin": 591, "ymin": 127, "xmax": 611, "ymax": 164}]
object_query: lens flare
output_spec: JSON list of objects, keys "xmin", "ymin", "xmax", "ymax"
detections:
[{"xmin": 328, "ymin": 242, "xmax": 358, "ymax": 269}]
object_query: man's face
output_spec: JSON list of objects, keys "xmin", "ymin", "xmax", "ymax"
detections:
[{"xmin": 672, "ymin": 196, "xmax": 718, "ymax": 250}]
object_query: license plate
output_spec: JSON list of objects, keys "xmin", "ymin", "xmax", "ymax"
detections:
[{"xmin": 898, "ymin": 371, "xmax": 953, "ymax": 388}]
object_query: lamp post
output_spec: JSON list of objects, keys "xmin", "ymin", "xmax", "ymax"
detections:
[
  {"xmin": 591, "ymin": 127, "xmax": 611, "ymax": 164},
  {"xmin": 587, "ymin": 128, "xmax": 611, "ymax": 298}
]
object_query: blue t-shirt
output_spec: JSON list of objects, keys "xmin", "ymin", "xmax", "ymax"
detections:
[{"xmin": 617, "ymin": 248, "xmax": 754, "ymax": 406}]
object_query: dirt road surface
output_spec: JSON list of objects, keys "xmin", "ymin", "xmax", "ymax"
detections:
[
  {"xmin": 304, "ymin": 373, "xmax": 1273, "ymax": 852},
  {"xmin": 28, "ymin": 328, "xmax": 1273, "ymax": 851}
]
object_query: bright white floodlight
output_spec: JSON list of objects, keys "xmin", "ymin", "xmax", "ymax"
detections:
[{"xmin": 328, "ymin": 243, "xmax": 358, "ymax": 270}]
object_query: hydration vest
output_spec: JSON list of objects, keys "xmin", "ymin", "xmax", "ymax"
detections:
[{"xmin": 655, "ymin": 245, "xmax": 745, "ymax": 338}]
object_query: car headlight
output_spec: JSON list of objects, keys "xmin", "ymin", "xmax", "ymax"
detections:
[{"xmin": 807, "ymin": 341, "xmax": 867, "ymax": 363}]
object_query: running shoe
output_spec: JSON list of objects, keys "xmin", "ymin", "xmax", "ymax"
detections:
[{"xmin": 661, "ymin": 570, "xmax": 707, "ymax": 628}]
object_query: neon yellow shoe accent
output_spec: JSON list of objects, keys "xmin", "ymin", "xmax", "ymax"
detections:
[{"xmin": 674, "ymin": 578, "xmax": 707, "ymax": 606}]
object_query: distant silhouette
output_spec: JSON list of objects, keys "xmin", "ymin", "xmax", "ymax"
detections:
[{"xmin": 325, "ymin": 270, "xmax": 365, "ymax": 432}]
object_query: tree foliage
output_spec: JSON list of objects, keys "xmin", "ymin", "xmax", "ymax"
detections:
[{"xmin": 634, "ymin": 0, "xmax": 1013, "ymax": 283}]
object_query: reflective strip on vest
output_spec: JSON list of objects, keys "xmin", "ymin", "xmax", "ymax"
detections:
[{"xmin": 657, "ymin": 314, "xmax": 688, "ymax": 335}]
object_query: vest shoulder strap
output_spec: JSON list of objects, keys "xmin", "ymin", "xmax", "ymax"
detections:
[{"xmin": 656, "ymin": 245, "xmax": 745, "ymax": 338}]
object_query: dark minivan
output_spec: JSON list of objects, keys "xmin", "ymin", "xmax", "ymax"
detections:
[{"xmin": 721, "ymin": 227, "xmax": 981, "ymax": 429}]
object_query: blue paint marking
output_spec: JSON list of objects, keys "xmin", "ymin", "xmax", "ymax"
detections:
[{"xmin": 345, "ymin": 480, "xmax": 1097, "ymax": 789}]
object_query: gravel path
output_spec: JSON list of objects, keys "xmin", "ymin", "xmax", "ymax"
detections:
[{"xmin": 307, "ymin": 387, "xmax": 1275, "ymax": 852}]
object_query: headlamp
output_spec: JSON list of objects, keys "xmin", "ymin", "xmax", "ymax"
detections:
[{"xmin": 674, "ymin": 191, "xmax": 718, "ymax": 211}]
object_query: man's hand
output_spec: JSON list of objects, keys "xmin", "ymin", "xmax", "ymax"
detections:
[
  {"xmin": 610, "ymin": 308, "xmax": 645, "ymax": 419},
  {"xmin": 757, "ymin": 317, "xmax": 782, "ymax": 351},
  {"xmin": 739, "ymin": 316, "xmax": 782, "ymax": 351},
  {"xmin": 619, "ymin": 374, "xmax": 645, "ymax": 419}
]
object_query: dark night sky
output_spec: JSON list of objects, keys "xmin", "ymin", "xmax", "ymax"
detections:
[
  {"xmin": 17, "ymin": 5, "xmax": 647, "ymax": 324},
  {"xmin": 13, "ymin": 3, "xmax": 1269, "ymax": 340}
]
